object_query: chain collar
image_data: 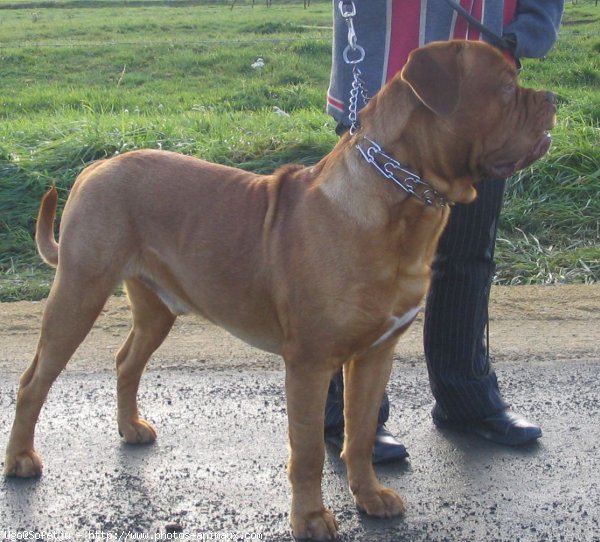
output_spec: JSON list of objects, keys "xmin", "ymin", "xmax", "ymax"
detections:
[{"xmin": 356, "ymin": 137, "xmax": 453, "ymax": 208}]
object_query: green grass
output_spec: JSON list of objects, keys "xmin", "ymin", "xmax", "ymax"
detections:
[
  {"xmin": 1, "ymin": 1, "xmax": 599, "ymax": 300},
  {"xmin": 496, "ymin": 5, "xmax": 600, "ymax": 284}
]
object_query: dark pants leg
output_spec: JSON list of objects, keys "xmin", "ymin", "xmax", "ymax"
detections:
[
  {"xmin": 324, "ymin": 371, "xmax": 390, "ymax": 433},
  {"xmin": 424, "ymin": 179, "xmax": 509, "ymax": 421}
]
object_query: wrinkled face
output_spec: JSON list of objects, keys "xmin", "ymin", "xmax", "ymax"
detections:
[
  {"xmin": 401, "ymin": 41, "xmax": 556, "ymax": 183},
  {"xmin": 458, "ymin": 44, "xmax": 556, "ymax": 179}
]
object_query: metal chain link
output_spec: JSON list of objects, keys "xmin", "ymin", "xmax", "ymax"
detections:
[
  {"xmin": 347, "ymin": 65, "xmax": 370, "ymax": 134},
  {"xmin": 356, "ymin": 138, "xmax": 452, "ymax": 208},
  {"xmin": 338, "ymin": 0, "xmax": 369, "ymax": 134},
  {"xmin": 339, "ymin": 2, "xmax": 450, "ymax": 208}
]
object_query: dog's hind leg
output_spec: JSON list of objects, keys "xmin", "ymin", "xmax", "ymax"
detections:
[
  {"xmin": 342, "ymin": 345, "xmax": 406, "ymax": 518},
  {"xmin": 115, "ymin": 278, "xmax": 176, "ymax": 444},
  {"xmin": 4, "ymin": 268, "xmax": 116, "ymax": 478}
]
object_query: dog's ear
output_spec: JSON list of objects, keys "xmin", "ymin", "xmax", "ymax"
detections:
[{"xmin": 401, "ymin": 41, "xmax": 463, "ymax": 116}]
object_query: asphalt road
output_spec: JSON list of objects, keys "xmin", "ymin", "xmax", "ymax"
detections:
[{"xmin": 1, "ymin": 357, "xmax": 599, "ymax": 542}]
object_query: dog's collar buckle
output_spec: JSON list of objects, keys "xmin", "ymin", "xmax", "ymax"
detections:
[{"xmin": 356, "ymin": 137, "xmax": 452, "ymax": 208}]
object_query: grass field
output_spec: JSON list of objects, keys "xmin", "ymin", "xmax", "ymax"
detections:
[{"xmin": 1, "ymin": 0, "xmax": 599, "ymax": 300}]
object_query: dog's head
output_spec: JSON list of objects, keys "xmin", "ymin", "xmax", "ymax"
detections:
[{"xmin": 360, "ymin": 40, "xmax": 556, "ymax": 203}]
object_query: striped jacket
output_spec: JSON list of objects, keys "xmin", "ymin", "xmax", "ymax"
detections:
[{"xmin": 327, "ymin": 0, "xmax": 564, "ymax": 124}]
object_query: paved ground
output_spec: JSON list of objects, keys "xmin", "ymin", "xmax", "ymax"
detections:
[{"xmin": 1, "ymin": 285, "xmax": 599, "ymax": 541}]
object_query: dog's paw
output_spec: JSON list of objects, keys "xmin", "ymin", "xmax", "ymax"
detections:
[
  {"xmin": 354, "ymin": 486, "xmax": 405, "ymax": 518},
  {"xmin": 4, "ymin": 449, "xmax": 43, "ymax": 478},
  {"xmin": 118, "ymin": 418, "xmax": 157, "ymax": 444},
  {"xmin": 291, "ymin": 508, "xmax": 339, "ymax": 541}
]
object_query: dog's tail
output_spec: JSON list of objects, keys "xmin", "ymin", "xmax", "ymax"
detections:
[{"xmin": 36, "ymin": 186, "xmax": 59, "ymax": 268}]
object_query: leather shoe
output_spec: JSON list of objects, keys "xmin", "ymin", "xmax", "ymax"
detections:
[
  {"xmin": 325, "ymin": 425, "xmax": 409, "ymax": 464},
  {"xmin": 432, "ymin": 404, "xmax": 542, "ymax": 446}
]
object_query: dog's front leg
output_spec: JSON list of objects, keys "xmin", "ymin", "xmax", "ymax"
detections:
[
  {"xmin": 285, "ymin": 353, "xmax": 339, "ymax": 541},
  {"xmin": 342, "ymin": 346, "xmax": 406, "ymax": 518}
]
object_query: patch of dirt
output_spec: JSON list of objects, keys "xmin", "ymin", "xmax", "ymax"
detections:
[{"xmin": 0, "ymin": 285, "xmax": 598, "ymax": 375}]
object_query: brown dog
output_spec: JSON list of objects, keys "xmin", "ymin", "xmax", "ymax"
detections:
[{"xmin": 5, "ymin": 41, "xmax": 555, "ymax": 540}]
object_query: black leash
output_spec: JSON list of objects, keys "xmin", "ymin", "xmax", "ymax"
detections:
[{"xmin": 441, "ymin": 0, "xmax": 515, "ymax": 53}]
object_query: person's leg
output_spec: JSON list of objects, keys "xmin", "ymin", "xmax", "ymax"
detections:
[
  {"xmin": 424, "ymin": 179, "xmax": 541, "ymax": 445},
  {"xmin": 325, "ymin": 370, "xmax": 406, "ymax": 463},
  {"xmin": 424, "ymin": 178, "xmax": 507, "ymax": 420},
  {"xmin": 325, "ymin": 371, "xmax": 390, "ymax": 432}
]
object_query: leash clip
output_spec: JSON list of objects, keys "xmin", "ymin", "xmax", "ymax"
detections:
[{"xmin": 339, "ymin": 0, "xmax": 365, "ymax": 65}]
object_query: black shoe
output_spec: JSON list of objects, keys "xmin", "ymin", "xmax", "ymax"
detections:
[
  {"xmin": 373, "ymin": 425, "xmax": 410, "ymax": 464},
  {"xmin": 325, "ymin": 425, "xmax": 409, "ymax": 464},
  {"xmin": 432, "ymin": 404, "xmax": 542, "ymax": 446}
]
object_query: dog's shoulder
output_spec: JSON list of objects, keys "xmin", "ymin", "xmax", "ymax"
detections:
[{"xmin": 272, "ymin": 163, "xmax": 306, "ymax": 180}]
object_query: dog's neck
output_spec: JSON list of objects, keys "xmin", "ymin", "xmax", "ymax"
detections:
[
  {"xmin": 354, "ymin": 136, "xmax": 451, "ymax": 208},
  {"xmin": 314, "ymin": 140, "xmax": 444, "ymax": 231},
  {"xmin": 355, "ymin": 78, "xmax": 480, "ymax": 205},
  {"xmin": 315, "ymin": 79, "xmax": 484, "ymax": 227}
]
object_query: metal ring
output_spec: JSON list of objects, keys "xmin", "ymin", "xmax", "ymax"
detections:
[
  {"xmin": 338, "ymin": 0, "xmax": 356, "ymax": 18},
  {"xmin": 342, "ymin": 44, "xmax": 365, "ymax": 65}
]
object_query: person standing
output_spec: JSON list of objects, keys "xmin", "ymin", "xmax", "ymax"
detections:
[{"xmin": 324, "ymin": 0, "xmax": 564, "ymax": 463}]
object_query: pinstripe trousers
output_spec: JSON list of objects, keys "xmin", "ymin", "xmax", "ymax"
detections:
[
  {"xmin": 325, "ymin": 177, "xmax": 508, "ymax": 431},
  {"xmin": 424, "ymin": 177, "xmax": 508, "ymax": 421}
]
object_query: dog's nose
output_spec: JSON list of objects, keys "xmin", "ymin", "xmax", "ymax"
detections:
[{"xmin": 545, "ymin": 91, "xmax": 556, "ymax": 105}]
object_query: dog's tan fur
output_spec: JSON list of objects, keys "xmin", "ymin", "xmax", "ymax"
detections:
[{"xmin": 4, "ymin": 42, "xmax": 555, "ymax": 540}]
